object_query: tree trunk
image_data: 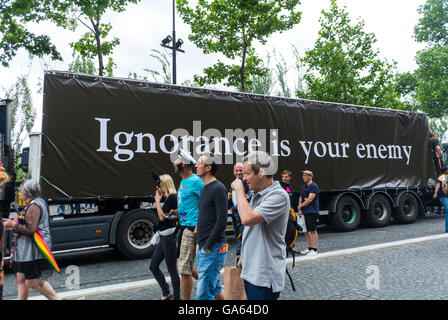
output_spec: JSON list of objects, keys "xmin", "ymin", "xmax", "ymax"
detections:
[
  {"xmin": 240, "ymin": 39, "xmax": 247, "ymax": 92},
  {"xmin": 91, "ymin": 18, "xmax": 104, "ymax": 76}
]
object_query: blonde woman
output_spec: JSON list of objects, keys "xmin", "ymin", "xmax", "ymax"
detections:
[{"xmin": 149, "ymin": 174, "xmax": 180, "ymax": 300}]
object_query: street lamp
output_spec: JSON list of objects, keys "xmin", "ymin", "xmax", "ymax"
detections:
[
  {"xmin": 160, "ymin": 0, "xmax": 185, "ymax": 84},
  {"xmin": 161, "ymin": 35, "xmax": 172, "ymax": 46}
]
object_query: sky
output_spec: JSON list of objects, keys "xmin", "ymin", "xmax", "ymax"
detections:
[{"xmin": 0, "ymin": 0, "xmax": 429, "ymax": 140}]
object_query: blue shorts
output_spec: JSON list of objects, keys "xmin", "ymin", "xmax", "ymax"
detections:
[{"xmin": 196, "ymin": 242, "xmax": 227, "ymax": 300}]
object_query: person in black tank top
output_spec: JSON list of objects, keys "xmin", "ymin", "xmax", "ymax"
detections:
[{"xmin": 149, "ymin": 174, "xmax": 180, "ymax": 300}]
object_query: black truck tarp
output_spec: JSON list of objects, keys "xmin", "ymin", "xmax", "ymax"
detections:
[{"xmin": 41, "ymin": 71, "xmax": 434, "ymax": 200}]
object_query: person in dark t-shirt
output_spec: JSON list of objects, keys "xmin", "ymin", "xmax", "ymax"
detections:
[
  {"xmin": 280, "ymin": 170, "xmax": 293, "ymax": 195},
  {"xmin": 430, "ymin": 133, "xmax": 444, "ymax": 176},
  {"xmin": 150, "ymin": 174, "xmax": 180, "ymax": 300},
  {"xmin": 195, "ymin": 154, "xmax": 228, "ymax": 300},
  {"xmin": 298, "ymin": 170, "xmax": 320, "ymax": 255}
]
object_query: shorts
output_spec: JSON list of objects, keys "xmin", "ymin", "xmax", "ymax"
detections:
[
  {"xmin": 196, "ymin": 243, "xmax": 227, "ymax": 300},
  {"xmin": 304, "ymin": 214, "xmax": 318, "ymax": 232},
  {"xmin": 12, "ymin": 259, "xmax": 49, "ymax": 280},
  {"xmin": 178, "ymin": 228, "xmax": 196, "ymax": 275}
]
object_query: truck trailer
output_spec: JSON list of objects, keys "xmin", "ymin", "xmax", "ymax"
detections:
[{"xmin": 3, "ymin": 71, "xmax": 438, "ymax": 260}]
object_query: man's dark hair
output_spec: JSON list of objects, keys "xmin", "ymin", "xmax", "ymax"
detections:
[
  {"xmin": 430, "ymin": 133, "xmax": 436, "ymax": 139},
  {"xmin": 202, "ymin": 153, "xmax": 219, "ymax": 176},
  {"xmin": 243, "ymin": 151, "xmax": 275, "ymax": 178}
]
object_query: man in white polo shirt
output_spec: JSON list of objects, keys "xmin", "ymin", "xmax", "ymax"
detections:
[{"xmin": 231, "ymin": 151, "xmax": 290, "ymax": 300}]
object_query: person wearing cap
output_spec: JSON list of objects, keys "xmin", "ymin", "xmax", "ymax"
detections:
[
  {"xmin": 173, "ymin": 154, "xmax": 204, "ymax": 300},
  {"xmin": 298, "ymin": 170, "xmax": 320, "ymax": 256}
]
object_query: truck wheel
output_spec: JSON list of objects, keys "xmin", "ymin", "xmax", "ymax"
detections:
[
  {"xmin": 331, "ymin": 196, "xmax": 361, "ymax": 232},
  {"xmin": 364, "ymin": 194, "xmax": 392, "ymax": 228},
  {"xmin": 393, "ymin": 193, "xmax": 418, "ymax": 224},
  {"xmin": 116, "ymin": 209, "xmax": 158, "ymax": 259}
]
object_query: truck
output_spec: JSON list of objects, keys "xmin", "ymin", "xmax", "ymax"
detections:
[{"xmin": 2, "ymin": 70, "xmax": 438, "ymax": 260}]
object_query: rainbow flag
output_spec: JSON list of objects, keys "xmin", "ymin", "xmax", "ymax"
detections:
[
  {"xmin": 17, "ymin": 214, "xmax": 60, "ymax": 273},
  {"xmin": 33, "ymin": 229, "xmax": 60, "ymax": 273}
]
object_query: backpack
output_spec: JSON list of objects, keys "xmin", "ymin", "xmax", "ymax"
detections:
[{"xmin": 285, "ymin": 207, "xmax": 302, "ymax": 291}]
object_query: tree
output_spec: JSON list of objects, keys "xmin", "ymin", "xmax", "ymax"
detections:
[
  {"xmin": 0, "ymin": 0, "xmax": 70, "ymax": 66},
  {"xmin": 245, "ymin": 48, "xmax": 301, "ymax": 97},
  {"xmin": 414, "ymin": 0, "xmax": 448, "ymax": 47},
  {"xmin": 143, "ymin": 49, "xmax": 172, "ymax": 84},
  {"xmin": 67, "ymin": 0, "xmax": 140, "ymax": 76},
  {"xmin": 69, "ymin": 50, "xmax": 97, "ymax": 74},
  {"xmin": 2, "ymin": 75, "xmax": 36, "ymax": 170},
  {"xmin": 414, "ymin": 45, "xmax": 448, "ymax": 117},
  {"xmin": 429, "ymin": 116, "xmax": 448, "ymax": 142},
  {"xmin": 177, "ymin": 0, "xmax": 302, "ymax": 92},
  {"xmin": 297, "ymin": 0, "xmax": 404, "ymax": 109},
  {"xmin": 245, "ymin": 53, "xmax": 274, "ymax": 95},
  {"xmin": 411, "ymin": 0, "xmax": 448, "ymax": 118}
]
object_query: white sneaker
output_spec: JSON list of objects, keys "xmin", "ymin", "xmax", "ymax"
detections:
[
  {"xmin": 308, "ymin": 250, "xmax": 318, "ymax": 256},
  {"xmin": 300, "ymin": 249, "xmax": 310, "ymax": 255}
]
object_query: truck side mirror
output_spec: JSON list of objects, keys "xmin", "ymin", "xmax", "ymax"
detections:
[{"xmin": 19, "ymin": 147, "xmax": 29, "ymax": 172}]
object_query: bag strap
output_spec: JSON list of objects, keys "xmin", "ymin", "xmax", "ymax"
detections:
[{"xmin": 286, "ymin": 267, "xmax": 296, "ymax": 292}]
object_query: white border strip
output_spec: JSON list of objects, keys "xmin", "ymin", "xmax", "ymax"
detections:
[
  {"xmin": 286, "ymin": 232, "xmax": 448, "ymax": 263},
  {"xmin": 27, "ymin": 233, "xmax": 448, "ymax": 300}
]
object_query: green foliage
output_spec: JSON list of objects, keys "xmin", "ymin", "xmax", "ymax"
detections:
[
  {"xmin": 2, "ymin": 75, "xmax": 36, "ymax": 169},
  {"xmin": 15, "ymin": 167, "xmax": 26, "ymax": 182},
  {"xmin": 245, "ymin": 54, "xmax": 274, "ymax": 95},
  {"xmin": 67, "ymin": 0, "xmax": 140, "ymax": 76},
  {"xmin": 0, "ymin": 0, "xmax": 71, "ymax": 66},
  {"xmin": 177, "ymin": 0, "xmax": 302, "ymax": 92},
  {"xmin": 395, "ymin": 72, "xmax": 418, "ymax": 98},
  {"xmin": 429, "ymin": 116, "xmax": 448, "ymax": 142},
  {"xmin": 297, "ymin": 0, "xmax": 403, "ymax": 109},
  {"xmin": 69, "ymin": 51, "xmax": 97, "ymax": 74},
  {"xmin": 414, "ymin": 0, "xmax": 448, "ymax": 46},
  {"xmin": 143, "ymin": 49, "xmax": 172, "ymax": 84},
  {"xmin": 411, "ymin": 0, "xmax": 448, "ymax": 118},
  {"xmin": 297, "ymin": 0, "xmax": 404, "ymax": 109},
  {"xmin": 414, "ymin": 45, "xmax": 448, "ymax": 117},
  {"xmin": 244, "ymin": 49, "xmax": 299, "ymax": 97},
  {"xmin": 274, "ymin": 53, "xmax": 292, "ymax": 97}
]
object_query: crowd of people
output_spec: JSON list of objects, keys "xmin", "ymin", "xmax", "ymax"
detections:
[
  {"xmin": 0, "ymin": 149, "xmax": 322, "ymax": 301},
  {"xmin": 2, "ymin": 132, "xmax": 446, "ymax": 301},
  {"xmin": 147, "ymin": 150, "xmax": 321, "ymax": 300}
]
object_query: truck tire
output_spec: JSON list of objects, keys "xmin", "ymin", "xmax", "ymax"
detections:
[
  {"xmin": 364, "ymin": 194, "xmax": 392, "ymax": 228},
  {"xmin": 331, "ymin": 196, "xmax": 361, "ymax": 232},
  {"xmin": 393, "ymin": 193, "xmax": 418, "ymax": 224},
  {"xmin": 116, "ymin": 209, "xmax": 158, "ymax": 259}
]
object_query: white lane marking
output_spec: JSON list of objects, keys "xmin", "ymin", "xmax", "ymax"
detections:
[{"xmin": 27, "ymin": 233, "xmax": 448, "ymax": 300}]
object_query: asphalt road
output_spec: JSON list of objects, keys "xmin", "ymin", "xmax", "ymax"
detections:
[{"xmin": 3, "ymin": 212, "xmax": 447, "ymax": 300}]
